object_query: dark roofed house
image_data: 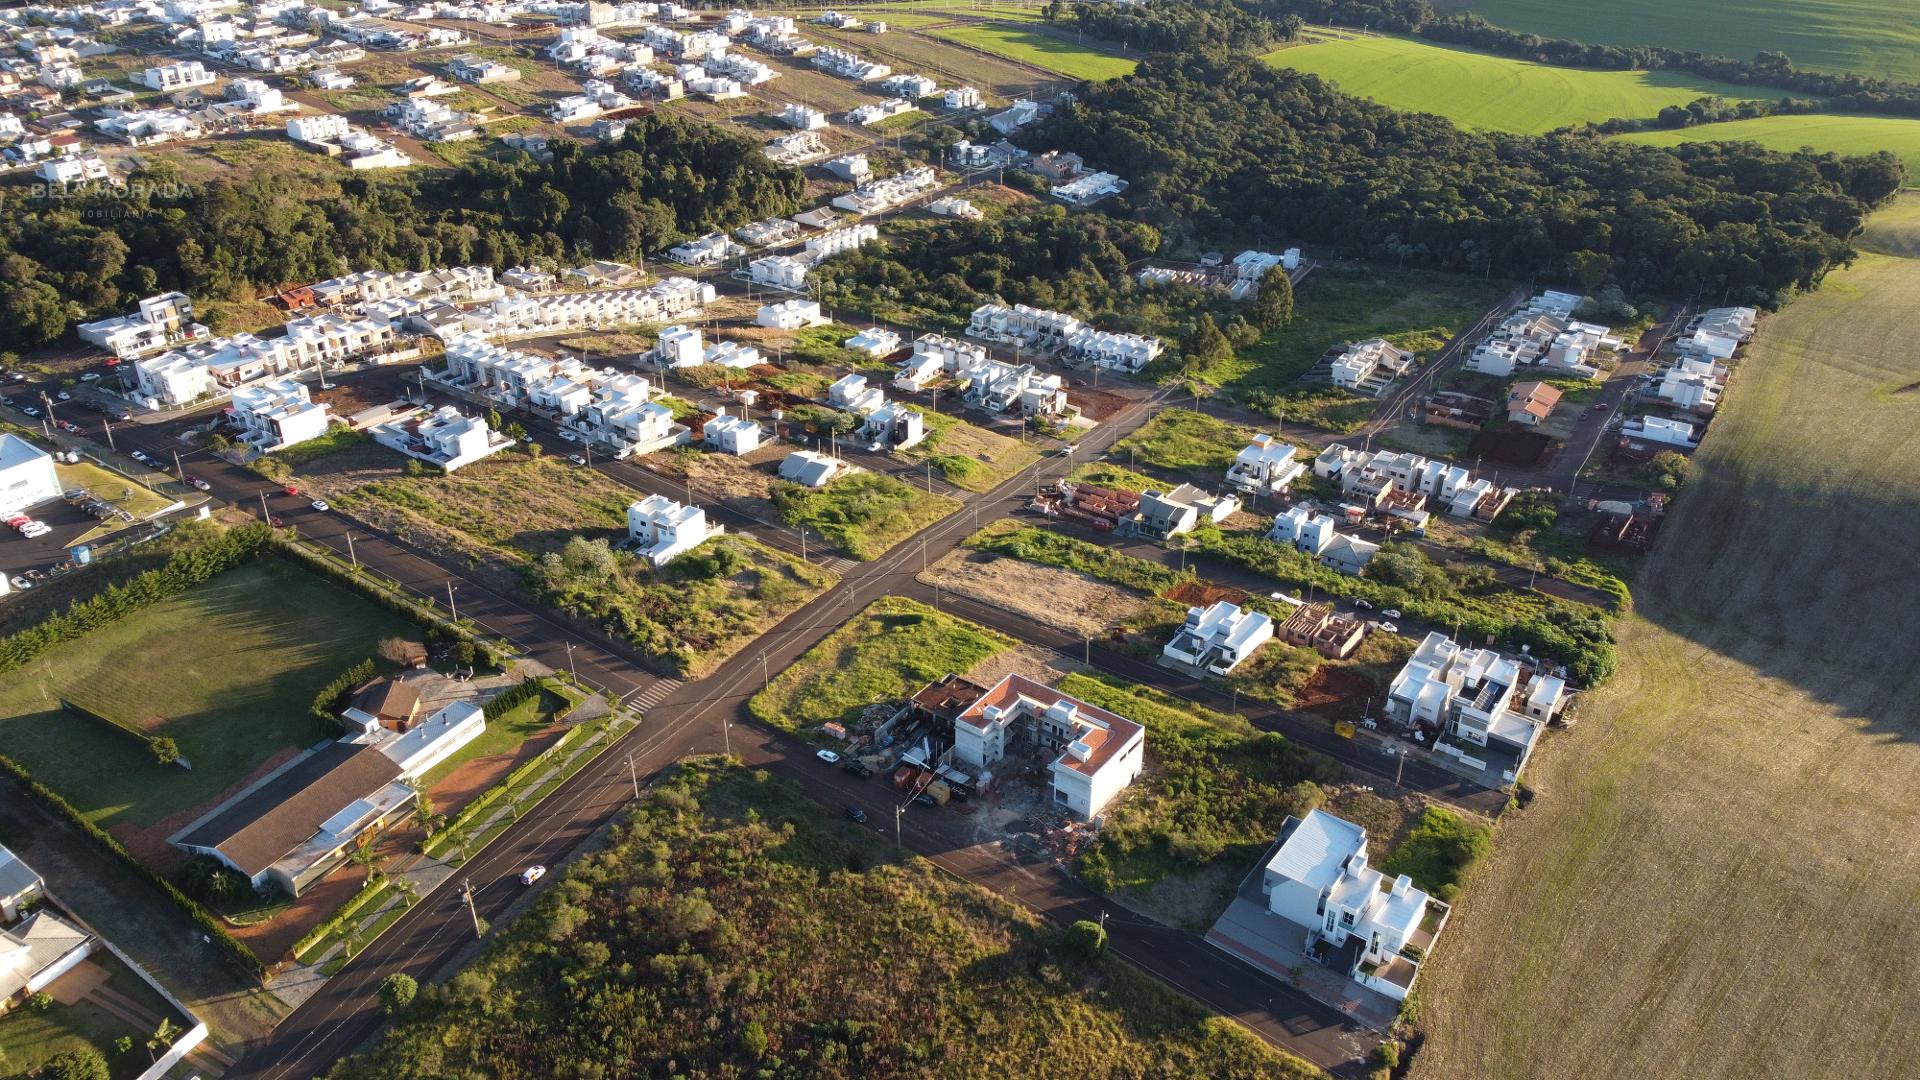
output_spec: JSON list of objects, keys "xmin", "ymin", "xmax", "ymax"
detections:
[
  {"xmin": 344, "ymin": 675, "xmax": 425, "ymax": 733},
  {"xmin": 173, "ymin": 742, "xmax": 412, "ymax": 897}
]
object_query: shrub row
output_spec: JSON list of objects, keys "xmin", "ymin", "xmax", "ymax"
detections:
[
  {"xmin": 482, "ymin": 676, "xmax": 545, "ymax": 720},
  {"xmin": 0, "ymin": 522, "xmax": 272, "ymax": 676},
  {"xmin": 58, "ymin": 696, "xmax": 173, "ymax": 765},
  {"xmin": 290, "ymin": 877, "xmax": 392, "ymax": 963},
  {"xmin": 0, "ymin": 754, "xmax": 265, "ymax": 978},
  {"xmin": 311, "ymin": 658, "xmax": 376, "ymax": 723},
  {"xmin": 428, "ymin": 713, "xmax": 581, "ymax": 857}
]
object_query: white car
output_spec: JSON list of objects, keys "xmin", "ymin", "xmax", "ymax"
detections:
[
  {"xmin": 22, "ymin": 524, "xmax": 48, "ymax": 539},
  {"xmin": 79, "ymin": 372, "xmax": 101, "ymax": 382},
  {"xmin": 54, "ymin": 391, "xmax": 70, "ymax": 401},
  {"xmin": 129, "ymin": 450, "xmax": 150, "ymax": 464},
  {"xmin": 8, "ymin": 576, "xmax": 29, "ymax": 590},
  {"xmin": 1381, "ymin": 608, "xmax": 1401, "ymax": 619},
  {"xmin": 567, "ymin": 453, "xmax": 587, "ymax": 466},
  {"xmin": 815, "ymin": 749, "xmax": 841, "ymax": 765},
  {"xmin": 311, "ymin": 500, "xmax": 330, "ymax": 512},
  {"xmin": 1378, "ymin": 622, "xmax": 1400, "ymax": 634},
  {"xmin": 556, "ymin": 429, "xmax": 580, "ymax": 443},
  {"xmin": 518, "ymin": 864, "xmax": 546, "ymax": 886}
]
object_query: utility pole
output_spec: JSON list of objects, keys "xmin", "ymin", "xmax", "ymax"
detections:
[
  {"xmin": 172, "ymin": 449, "xmax": 183, "ymax": 481},
  {"xmin": 1084, "ymin": 637, "xmax": 1091, "ymax": 664},
  {"xmin": 920, "ymin": 536, "xmax": 927, "ymax": 572},
  {"xmin": 101, "ymin": 420, "xmax": 114, "ymax": 451},
  {"xmin": 720, "ymin": 716, "xmax": 732, "ymax": 758},
  {"xmin": 760, "ymin": 650, "xmax": 769, "ymax": 688},
  {"xmin": 346, "ymin": 533, "xmax": 358, "ymax": 570},
  {"xmin": 626, "ymin": 754, "xmax": 640, "ymax": 799},
  {"xmin": 894, "ymin": 803, "xmax": 902, "ymax": 848},
  {"xmin": 1394, "ymin": 746, "xmax": 1407, "ymax": 788},
  {"xmin": 446, "ymin": 581, "xmax": 458, "ymax": 623},
  {"xmin": 564, "ymin": 640, "xmax": 575, "ymax": 678},
  {"xmin": 459, "ymin": 879, "xmax": 482, "ymax": 939},
  {"xmin": 258, "ymin": 491, "xmax": 270, "ymax": 521}
]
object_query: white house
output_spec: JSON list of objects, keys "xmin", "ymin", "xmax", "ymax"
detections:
[
  {"xmin": 942, "ymin": 85, "xmax": 980, "ymax": 110},
  {"xmin": 76, "ymin": 291, "xmax": 201, "ymax": 358},
  {"xmin": 748, "ymin": 254, "xmax": 810, "ymax": 290},
  {"xmin": 1226, "ymin": 433, "xmax": 1305, "ymax": 496},
  {"xmin": 952, "ymin": 674, "xmax": 1145, "ymax": 819},
  {"xmin": 0, "ymin": 435, "xmax": 60, "ymax": 518},
  {"xmin": 1622, "ymin": 415, "xmax": 1697, "ymax": 449},
  {"xmin": 1163, "ymin": 601, "xmax": 1273, "ymax": 675},
  {"xmin": 859, "ymin": 401, "xmax": 924, "ymax": 451},
  {"xmin": 1385, "ymin": 632, "xmax": 1564, "ymax": 784},
  {"xmin": 37, "ymin": 156, "xmax": 110, "ymax": 185},
  {"xmin": 229, "ymin": 377, "xmax": 332, "ymax": 453},
  {"xmin": 626, "ymin": 493, "xmax": 713, "ymax": 566},
  {"xmin": 0, "ymin": 844, "xmax": 43, "ymax": 924},
  {"xmin": 779, "ymin": 102, "xmax": 827, "ymax": 130},
  {"xmin": 1268, "ymin": 505, "xmax": 1379, "ymax": 575},
  {"xmin": 654, "ymin": 325, "xmax": 706, "ymax": 368},
  {"xmin": 1051, "ymin": 171, "xmax": 1127, "ymax": 207},
  {"xmin": 667, "ymin": 231, "xmax": 746, "ymax": 267},
  {"xmin": 368, "ymin": 700, "xmax": 486, "ymax": 781},
  {"xmin": 1261, "ymin": 809, "xmax": 1438, "ymax": 1002},
  {"xmin": 845, "ymin": 327, "xmax": 901, "ymax": 357},
  {"xmin": 1329, "ymin": 338, "xmax": 1414, "ymax": 394},
  {"xmin": 0, "ymin": 910, "xmax": 95, "ymax": 1006},
  {"xmin": 371, "ymin": 405, "xmax": 511, "ymax": 473},
  {"xmin": 827, "ymin": 373, "xmax": 884, "ymax": 415},
  {"xmin": 757, "ymin": 298, "xmax": 826, "ymax": 330},
  {"xmin": 139, "ymin": 60, "xmax": 215, "ymax": 91},
  {"xmin": 704, "ymin": 412, "xmax": 761, "ymax": 454}
]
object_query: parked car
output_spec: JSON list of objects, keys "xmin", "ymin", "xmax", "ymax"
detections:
[
  {"xmin": 20, "ymin": 407, "xmax": 39, "ymax": 418},
  {"xmin": 5, "ymin": 515, "xmax": 28, "ymax": 529},
  {"xmin": 54, "ymin": 391, "xmax": 69, "ymax": 401},
  {"xmin": 1594, "ymin": 402, "xmax": 1610, "ymax": 412},
  {"xmin": 283, "ymin": 485, "xmax": 299, "ymax": 496},
  {"xmin": 518, "ymin": 865, "xmax": 546, "ymax": 886},
  {"xmin": 190, "ymin": 478, "xmax": 211, "ymax": 492},
  {"xmin": 556, "ymin": 429, "xmax": 580, "ymax": 443},
  {"xmin": 567, "ymin": 453, "xmax": 587, "ymax": 466},
  {"xmin": 129, "ymin": 450, "xmax": 150, "ymax": 464},
  {"xmin": 1378, "ymin": 622, "xmax": 1400, "ymax": 634},
  {"xmin": 8, "ymin": 577, "xmax": 29, "ymax": 590},
  {"xmin": 914, "ymin": 792, "xmax": 938, "ymax": 807},
  {"xmin": 1353, "ymin": 598, "xmax": 1373, "ymax": 610},
  {"xmin": 841, "ymin": 760, "xmax": 872, "ymax": 778},
  {"xmin": 311, "ymin": 499, "xmax": 330, "ymax": 512},
  {"xmin": 815, "ymin": 749, "xmax": 841, "ymax": 764},
  {"xmin": 844, "ymin": 806, "xmax": 868, "ymax": 824},
  {"xmin": 79, "ymin": 372, "xmax": 101, "ymax": 382},
  {"xmin": 1381, "ymin": 609, "xmax": 1401, "ymax": 619}
]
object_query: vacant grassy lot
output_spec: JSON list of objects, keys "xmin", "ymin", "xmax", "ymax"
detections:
[
  {"xmin": 1112, "ymin": 407, "xmax": 1257, "ymax": 473},
  {"xmin": 0, "ymin": 559, "xmax": 417, "ymax": 832},
  {"xmin": 748, "ymin": 595, "xmax": 1012, "ymax": 734},
  {"xmin": 0, "ymin": 996, "xmax": 150, "ymax": 1080},
  {"xmin": 929, "ymin": 24, "xmax": 1136, "ymax": 81},
  {"xmin": 1460, "ymin": 0, "xmax": 1920, "ymax": 81},
  {"xmin": 901, "ymin": 410, "xmax": 1043, "ymax": 492},
  {"xmin": 1413, "ymin": 208, "xmax": 1920, "ymax": 1079},
  {"xmin": 1264, "ymin": 35, "xmax": 1765, "ymax": 133},
  {"xmin": 330, "ymin": 451, "xmax": 637, "ymax": 568},
  {"xmin": 1614, "ymin": 112, "xmax": 1920, "ymax": 182},
  {"xmin": 774, "ymin": 471, "xmax": 960, "ymax": 559},
  {"xmin": 1192, "ymin": 262, "xmax": 1506, "ymax": 429}
]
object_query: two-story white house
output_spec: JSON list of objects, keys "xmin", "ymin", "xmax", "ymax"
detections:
[
  {"xmin": 1226, "ymin": 433, "xmax": 1305, "ymax": 496},
  {"xmin": 1163, "ymin": 600, "xmax": 1273, "ymax": 675},
  {"xmin": 951, "ymin": 674, "xmax": 1144, "ymax": 819},
  {"xmin": 229, "ymin": 378, "xmax": 332, "ymax": 453},
  {"xmin": 1260, "ymin": 808, "xmax": 1443, "ymax": 1002},
  {"xmin": 626, "ymin": 494, "xmax": 714, "ymax": 566},
  {"xmin": 1385, "ymin": 632, "xmax": 1566, "ymax": 785}
]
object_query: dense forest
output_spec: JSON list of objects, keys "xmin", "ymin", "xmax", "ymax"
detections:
[
  {"xmin": 328, "ymin": 761, "xmax": 1317, "ymax": 1080},
  {"xmin": 0, "ymin": 114, "xmax": 802, "ymax": 352},
  {"xmin": 1029, "ymin": 54, "xmax": 1903, "ymax": 306},
  {"xmin": 1267, "ymin": 0, "xmax": 1920, "ymax": 117},
  {"xmin": 1062, "ymin": 0, "xmax": 1296, "ymax": 54}
]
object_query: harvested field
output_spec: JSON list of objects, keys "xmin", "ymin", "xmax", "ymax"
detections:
[
  {"xmin": 920, "ymin": 550, "xmax": 1151, "ymax": 637},
  {"xmin": 1413, "ymin": 199, "xmax": 1920, "ymax": 1080}
]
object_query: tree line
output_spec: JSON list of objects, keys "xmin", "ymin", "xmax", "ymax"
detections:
[
  {"xmin": 0, "ymin": 113, "xmax": 803, "ymax": 353},
  {"xmin": 1026, "ymin": 53, "xmax": 1902, "ymax": 307},
  {"xmin": 1058, "ymin": 0, "xmax": 1300, "ymax": 54}
]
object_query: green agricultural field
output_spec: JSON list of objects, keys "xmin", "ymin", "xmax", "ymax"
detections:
[
  {"xmin": 929, "ymin": 24, "xmax": 1136, "ymax": 81},
  {"xmin": 1413, "ymin": 196, "xmax": 1920, "ymax": 1079},
  {"xmin": 0, "ymin": 559, "xmax": 418, "ymax": 832},
  {"xmin": 1458, "ymin": 0, "xmax": 1920, "ymax": 82},
  {"xmin": 1614, "ymin": 113, "xmax": 1920, "ymax": 183},
  {"xmin": 1263, "ymin": 35, "xmax": 1766, "ymax": 133}
]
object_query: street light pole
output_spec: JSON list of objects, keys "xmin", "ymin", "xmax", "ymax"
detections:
[
  {"xmin": 460, "ymin": 879, "xmax": 482, "ymax": 939},
  {"xmin": 346, "ymin": 533, "xmax": 358, "ymax": 570},
  {"xmin": 627, "ymin": 754, "xmax": 640, "ymax": 799},
  {"xmin": 894, "ymin": 803, "xmax": 902, "ymax": 848},
  {"xmin": 446, "ymin": 581, "xmax": 458, "ymax": 623},
  {"xmin": 564, "ymin": 640, "xmax": 575, "ymax": 678}
]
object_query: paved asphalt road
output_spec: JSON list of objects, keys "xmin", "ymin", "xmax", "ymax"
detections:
[{"xmin": 112, "ymin": 381, "xmax": 1365, "ymax": 1078}]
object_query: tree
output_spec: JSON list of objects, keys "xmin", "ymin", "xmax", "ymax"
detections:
[
  {"xmin": 486, "ymin": 407, "xmax": 503, "ymax": 430},
  {"xmin": 43, "ymin": 1049, "xmax": 110, "ymax": 1080},
  {"xmin": 504, "ymin": 422, "xmax": 528, "ymax": 440},
  {"xmin": 347, "ymin": 834, "xmax": 386, "ymax": 885},
  {"xmin": 526, "ymin": 441, "xmax": 544, "ymax": 460},
  {"xmin": 208, "ymin": 433, "xmax": 231, "ymax": 453},
  {"xmin": 378, "ymin": 973, "xmax": 418, "ymax": 1016},
  {"xmin": 145, "ymin": 1017, "xmax": 183, "ymax": 1063},
  {"xmin": 414, "ymin": 789, "xmax": 446, "ymax": 838},
  {"xmin": 1252, "ymin": 266, "xmax": 1294, "ymax": 330},
  {"xmin": 1180, "ymin": 312, "xmax": 1231, "ymax": 364},
  {"xmin": 150, "ymin": 736, "xmax": 180, "ymax": 766},
  {"xmin": 452, "ymin": 638, "xmax": 476, "ymax": 668},
  {"xmin": 377, "ymin": 637, "xmax": 417, "ymax": 666},
  {"xmin": 1064, "ymin": 919, "xmax": 1108, "ymax": 959}
]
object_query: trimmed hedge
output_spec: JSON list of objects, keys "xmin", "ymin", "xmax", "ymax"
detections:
[
  {"xmin": 0, "ymin": 753, "xmax": 265, "ymax": 977},
  {"xmin": 482, "ymin": 676, "xmax": 545, "ymax": 720},
  {"xmin": 59, "ymin": 696, "xmax": 172, "ymax": 765},
  {"xmin": 0, "ymin": 522, "xmax": 272, "ymax": 676},
  {"xmin": 312, "ymin": 658, "xmax": 376, "ymax": 723},
  {"xmin": 291, "ymin": 877, "xmax": 392, "ymax": 962}
]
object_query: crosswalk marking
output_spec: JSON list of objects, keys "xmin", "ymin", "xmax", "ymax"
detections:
[{"xmin": 628, "ymin": 678, "xmax": 682, "ymax": 712}]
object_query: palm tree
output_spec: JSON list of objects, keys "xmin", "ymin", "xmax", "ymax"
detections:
[
  {"xmin": 393, "ymin": 877, "xmax": 420, "ymax": 909},
  {"xmin": 146, "ymin": 1018, "xmax": 183, "ymax": 1063},
  {"xmin": 346, "ymin": 835, "xmax": 385, "ymax": 885}
]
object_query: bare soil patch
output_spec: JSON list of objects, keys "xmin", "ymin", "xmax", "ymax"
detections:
[
  {"xmin": 1164, "ymin": 579, "xmax": 1248, "ymax": 608},
  {"xmin": 922, "ymin": 551, "xmax": 1149, "ymax": 638}
]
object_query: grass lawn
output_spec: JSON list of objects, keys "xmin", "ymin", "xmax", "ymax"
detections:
[
  {"xmin": 929, "ymin": 24, "xmax": 1136, "ymax": 81},
  {"xmin": 263, "ymin": 426, "xmax": 369, "ymax": 470},
  {"xmin": 1111, "ymin": 407, "xmax": 1257, "ymax": 473},
  {"xmin": 899, "ymin": 410, "xmax": 1043, "ymax": 492},
  {"xmin": 0, "ymin": 997, "xmax": 150, "ymax": 1080},
  {"xmin": 1263, "ymin": 35, "xmax": 1767, "ymax": 134},
  {"xmin": 1614, "ymin": 112, "xmax": 1920, "ymax": 183},
  {"xmin": 1185, "ymin": 262, "xmax": 1506, "ymax": 430},
  {"xmin": 1412, "ymin": 196, "xmax": 1920, "ymax": 1079},
  {"xmin": 0, "ymin": 558, "xmax": 419, "ymax": 831},
  {"xmin": 1461, "ymin": 0, "xmax": 1920, "ymax": 82},
  {"xmin": 748, "ymin": 596, "xmax": 1013, "ymax": 735},
  {"xmin": 331, "ymin": 451, "xmax": 638, "ymax": 567},
  {"xmin": 55, "ymin": 461, "xmax": 176, "ymax": 544},
  {"xmin": 773, "ymin": 471, "xmax": 960, "ymax": 560}
]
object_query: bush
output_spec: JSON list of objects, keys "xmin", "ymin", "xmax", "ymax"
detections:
[
  {"xmin": 42, "ymin": 1049, "xmax": 110, "ymax": 1080},
  {"xmin": 1380, "ymin": 806, "xmax": 1492, "ymax": 902},
  {"xmin": 1064, "ymin": 919, "xmax": 1108, "ymax": 959},
  {"xmin": 1495, "ymin": 490, "xmax": 1558, "ymax": 533},
  {"xmin": 379, "ymin": 972, "xmax": 418, "ymax": 1015}
]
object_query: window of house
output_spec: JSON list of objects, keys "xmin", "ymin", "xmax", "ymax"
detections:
[
  {"xmin": 1054, "ymin": 787, "xmax": 1067, "ymax": 804},
  {"xmin": 1340, "ymin": 911, "xmax": 1354, "ymax": 927}
]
